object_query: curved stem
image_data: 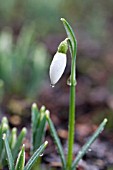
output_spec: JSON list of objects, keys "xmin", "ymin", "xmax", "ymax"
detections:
[{"xmin": 60, "ymin": 18, "xmax": 77, "ymax": 170}]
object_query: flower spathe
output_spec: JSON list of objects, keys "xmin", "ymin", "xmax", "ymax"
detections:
[
  {"xmin": 49, "ymin": 38, "xmax": 68, "ymax": 86},
  {"xmin": 49, "ymin": 52, "xmax": 67, "ymax": 85}
]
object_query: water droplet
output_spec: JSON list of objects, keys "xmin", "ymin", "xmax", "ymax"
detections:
[
  {"xmin": 88, "ymin": 148, "xmax": 92, "ymax": 152},
  {"xmin": 50, "ymin": 84, "xmax": 55, "ymax": 88},
  {"xmin": 67, "ymin": 76, "xmax": 71, "ymax": 86},
  {"xmin": 67, "ymin": 81, "xmax": 71, "ymax": 86},
  {"xmin": 40, "ymin": 153, "xmax": 43, "ymax": 157}
]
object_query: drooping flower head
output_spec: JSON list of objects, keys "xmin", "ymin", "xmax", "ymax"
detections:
[{"xmin": 49, "ymin": 39, "xmax": 68, "ymax": 86}]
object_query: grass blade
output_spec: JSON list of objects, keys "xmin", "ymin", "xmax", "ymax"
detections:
[
  {"xmin": 12, "ymin": 127, "xmax": 27, "ymax": 160},
  {"xmin": 31, "ymin": 103, "xmax": 40, "ymax": 133},
  {"xmin": 10, "ymin": 127, "xmax": 17, "ymax": 149},
  {"xmin": 0, "ymin": 121, "xmax": 9, "ymax": 155},
  {"xmin": 31, "ymin": 103, "xmax": 40, "ymax": 152},
  {"xmin": 0, "ymin": 117, "xmax": 10, "ymax": 166},
  {"xmin": 2, "ymin": 134, "xmax": 15, "ymax": 170},
  {"xmin": 34, "ymin": 115, "xmax": 46, "ymax": 150},
  {"xmin": 0, "ymin": 125, "xmax": 2, "ymax": 156},
  {"xmin": 45, "ymin": 111, "xmax": 66, "ymax": 169},
  {"xmin": 24, "ymin": 141, "xmax": 48, "ymax": 170},
  {"xmin": 72, "ymin": 118, "xmax": 108, "ymax": 170},
  {"xmin": 31, "ymin": 104, "xmax": 46, "ymax": 152},
  {"xmin": 15, "ymin": 144, "xmax": 25, "ymax": 170}
]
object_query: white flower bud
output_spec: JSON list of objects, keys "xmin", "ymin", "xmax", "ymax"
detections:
[{"xmin": 49, "ymin": 52, "xmax": 67, "ymax": 85}]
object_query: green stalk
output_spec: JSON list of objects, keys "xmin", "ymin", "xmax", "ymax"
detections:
[
  {"xmin": 61, "ymin": 18, "xmax": 77, "ymax": 170},
  {"xmin": 67, "ymin": 55, "xmax": 76, "ymax": 170}
]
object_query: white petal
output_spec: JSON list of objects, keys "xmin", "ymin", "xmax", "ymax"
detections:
[{"xmin": 49, "ymin": 52, "xmax": 67, "ymax": 85}]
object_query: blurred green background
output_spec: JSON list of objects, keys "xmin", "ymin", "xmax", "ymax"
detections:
[{"xmin": 0, "ymin": 0, "xmax": 113, "ymax": 128}]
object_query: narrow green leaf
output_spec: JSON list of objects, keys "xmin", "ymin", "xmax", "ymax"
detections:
[
  {"xmin": 15, "ymin": 144, "xmax": 25, "ymax": 170},
  {"xmin": 46, "ymin": 111, "xmax": 66, "ymax": 169},
  {"xmin": 34, "ymin": 115, "xmax": 46, "ymax": 151},
  {"xmin": 24, "ymin": 141, "xmax": 48, "ymax": 170},
  {"xmin": 31, "ymin": 103, "xmax": 40, "ymax": 152},
  {"xmin": 0, "ymin": 125, "xmax": 2, "ymax": 155},
  {"xmin": 38, "ymin": 105, "xmax": 46, "ymax": 127},
  {"xmin": 12, "ymin": 127, "xmax": 27, "ymax": 160},
  {"xmin": 1, "ymin": 117, "xmax": 8, "ymax": 124},
  {"xmin": 31, "ymin": 104, "xmax": 46, "ymax": 152},
  {"xmin": 72, "ymin": 118, "xmax": 108, "ymax": 170},
  {"xmin": 2, "ymin": 134, "xmax": 15, "ymax": 170},
  {"xmin": 1, "ymin": 117, "xmax": 10, "ymax": 137},
  {"xmin": 10, "ymin": 128, "xmax": 17, "ymax": 149},
  {"xmin": 40, "ymin": 105, "xmax": 46, "ymax": 113},
  {"xmin": 32, "ymin": 103, "xmax": 39, "ymax": 132},
  {"xmin": 0, "ymin": 121, "xmax": 9, "ymax": 157},
  {"xmin": 61, "ymin": 18, "xmax": 77, "ymax": 59}
]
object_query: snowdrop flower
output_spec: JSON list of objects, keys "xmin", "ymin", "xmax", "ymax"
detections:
[{"xmin": 49, "ymin": 39, "xmax": 68, "ymax": 86}]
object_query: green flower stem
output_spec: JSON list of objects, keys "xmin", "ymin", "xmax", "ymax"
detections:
[
  {"xmin": 67, "ymin": 55, "xmax": 76, "ymax": 170},
  {"xmin": 61, "ymin": 18, "xmax": 77, "ymax": 170}
]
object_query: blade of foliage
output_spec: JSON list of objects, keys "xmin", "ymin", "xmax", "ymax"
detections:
[
  {"xmin": 72, "ymin": 118, "xmax": 108, "ymax": 170},
  {"xmin": 31, "ymin": 104, "xmax": 46, "ymax": 152},
  {"xmin": 46, "ymin": 112, "xmax": 66, "ymax": 169},
  {"xmin": 61, "ymin": 18, "xmax": 77, "ymax": 59},
  {"xmin": 15, "ymin": 144, "xmax": 25, "ymax": 170},
  {"xmin": 34, "ymin": 114, "xmax": 46, "ymax": 150},
  {"xmin": 0, "ymin": 125, "xmax": 2, "ymax": 156},
  {"xmin": 0, "ymin": 118, "xmax": 9, "ymax": 158},
  {"xmin": 2, "ymin": 134, "xmax": 15, "ymax": 170},
  {"xmin": 1, "ymin": 117, "xmax": 8, "ymax": 124},
  {"xmin": 0, "ymin": 117, "xmax": 10, "ymax": 167},
  {"xmin": 0, "ymin": 123, "xmax": 9, "ymax": 163},
  {"xmin": 31, "ymin": 103, "xmax": 40, "ymax": 152},
  {"xmin": 10, "ymin": 128, "xmax": 17, "ymax": 149},
  {"xmin": 12, "ymin": 127, "xmax": 27, "ymax": 161},
  {"xmin": 24, "ymin": 141, "xmax": 48, "ymax": 170},
  {"xmin": 32, "ymin": 103, "xmax": 39, "ymax": 134}
]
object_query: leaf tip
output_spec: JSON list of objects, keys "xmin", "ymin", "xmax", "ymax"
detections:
[
  {"xmin": 60, "ymin": 18, "xmax": 65, "ymax": 22},
  {"xmin": 2, "ymin": 116, "xmax": 8, "ymax": 124},
  {"xmin": 32, "ymin": 103, "xmax": 37, "ymax": 109},
  {"xmin": 45, "ymin": 141, "xmax": 48, "ymax": 146},
  {"xmin": 45, "ymin": 110, "xmax": 50, "ymax": 119},
  {"xmin": 22, "ymin": 144, "xmax": 25, "ymax": 151},
  {"xmin": 40, "ymin": 105, "xmax": 46, "ymax": 112},
  {"xmin": 22, "ymin": 127, "xmax": 27, "ymax": 135},
  {"xmin": 12, "ymin": 127, "xmax": 17, "ymax": 133},
  {"xmin": 104, "ymin": 118, "xmax": 108, "ymax": 124},
  {"xmin": 22, "ymin": 143, "xmax": 25, "ymax": 148},
  {"xmin": 2, "ymin": 133, "xmax": 6, "ymax": 140}
]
